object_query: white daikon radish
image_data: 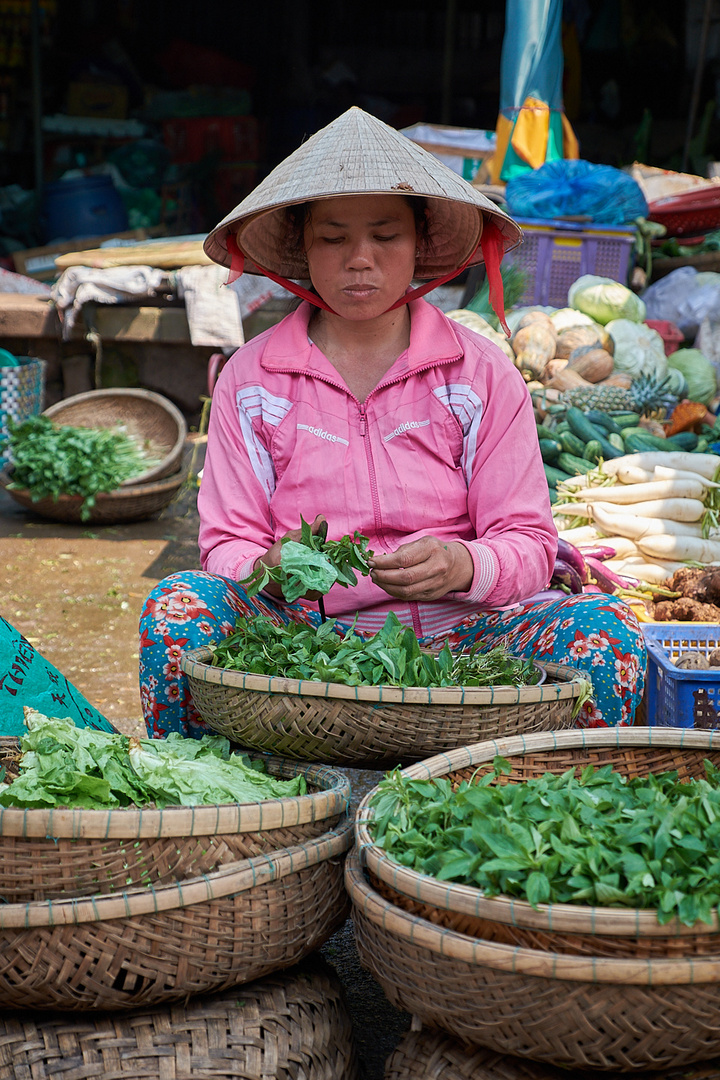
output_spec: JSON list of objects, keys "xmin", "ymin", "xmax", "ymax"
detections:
[
  {"xmin": 556, "ymin": 525, "xmax": 601, "ymax": 544},
  {"xmin": 601, "ymin": 452, "xmax": 720, "ymax": 480},
  {"xmin": 637, "ymin": 534, "xmax": 720, "ymax": 563},
  {"xmin": 581, "ymin": 536, "xmax": 640, "ymax": 559},
  {"xmin": 603, "ymin": 557, "xmax": 683, "ymax": 584},
  {"xmin": 592, "ymin": 497, "xmax": 705, "ymax": 522},
  {"xmin": 653, "ymin": 464, "xmax": 720, "ymax": 489},
  {"xmin": 616, "ymin": 465, "xmax": 655, "ymax": 484},
  {"xmin": 591, "ymin": 503, "xmax": 703, "ymax": 540},
  {"xmin": 570, "ymin": 478, "xmax": 706, "ymax": 503},
  {"xmin": 552, "ymin": 503, "xmax": 594, "ymax": 518},
  {"xmin": 557, "ymin": 474, "xmax": 595, "ymax": 492}
]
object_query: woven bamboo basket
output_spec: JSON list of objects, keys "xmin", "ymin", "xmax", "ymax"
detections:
[
  {"xmin": 0, "ymin": 955, "xmax": 360, "ymax": 1079},
  {"xmin": 356, "ymin": 728, "xmax": 720, "ymax": 960},
  {"xmin": 0, "ymin": 738, "xmax": 350, "ymax": 902},
  {"xmin": 0, "ymin": 819, "xmax": 351, "ymax": 1012},
  {"xmin": 348, "ymin": 843, "xmax": 720, "ymax": 1072},
  {"xmin": 0, "ymin": 466, "xmax": 187, "ymax": 523},
  {"xmin": 383, "ymin": 1028, "xmax": 720, "ymax": 1080},
  {"xmin": 180, "ymin": 648, "xmax": 585, "ymax": 768},
  {"xmin": 43, "ymin": 387, "xmax": 188, "ymax": 485}
]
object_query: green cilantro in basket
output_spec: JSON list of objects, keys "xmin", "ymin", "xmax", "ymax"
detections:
[
  {"xmin": 0, "ymin": 711, "xmax": 306, "ymax": 809},
  {"xmin": 3, "ymin": 415, "xmax": 163, "ymax": 520},
  {"xmin": 208, "ymin": 612, "xmax": 542, "ymax": 689},
  {"xmin": 367, "ymin": 756, "xmax": 720, "ymax": 926}
]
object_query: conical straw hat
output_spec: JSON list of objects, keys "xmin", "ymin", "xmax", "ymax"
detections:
[{"xmin": 204, "ymin": 106, "xmax": 522, "ymax": 280}]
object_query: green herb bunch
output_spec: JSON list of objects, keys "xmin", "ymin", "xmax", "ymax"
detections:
[
  {"xmin": 209, "ymin": 612, "xmax": 541, "ymax": 689},
  {"xmin": 4, "ymin": 415, "xmax": 161, "ymax": 520},
  {"xmin": 368, "ymin": 757, "xmax": 720, "ymax": 926},
  {"xmin": 241, "ymin": 516, "xmax": 374, "ymax": 602}
]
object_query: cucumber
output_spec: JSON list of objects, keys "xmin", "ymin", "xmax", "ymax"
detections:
[
  {"xmin": 558, "ymin": 452, "xmax": 597, "ymax": 476},
  {"xmin": 696, "ymin": 437, "xmax": 709, "ymax": 453},
  {"xmin": 584, "ymin": 410, "xmax": 622, "ymax": 435},
  {"xmin": 536, "ymin": 423, "xmax": 558, "ymax": 441},
  {"xmin": 539, "ymin": 437, "xmax": 562, "ymax": 463},
  {"xmin": 553, "ymin": 420, "xmax": 571, "ymax": 434},
  {"xmin": 612, "ymin": 412, "xmax": 642, "ymax": 428},
  {"xmin": 558, "ymin": 430, "xmax": 588, "ymax": 458},
  {"xmin": 608, "ymin": 432, "xmax": 625, "ymax": 452},
  {"xmin": 670, "ymin": 431, "xmax": 699, "ymax": 451},
  {"xmin": 622, "ymin": 431, "xmax": 667, "ymax": 453},
  {"xmin": 583, "ymin": 439, "xmax": 604, "ymax": 465},
  {"xmin": 543, "ymin": 463, "xmax": 572, "ymax": 487},
  {"xmin": 565, "ymin": 408, "xmax": 622, "ymax": 459}
]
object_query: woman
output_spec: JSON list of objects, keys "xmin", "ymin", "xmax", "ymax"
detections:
[{"xmin": 139, "ymin": 107, "xmax": 645, "ymax": 737}]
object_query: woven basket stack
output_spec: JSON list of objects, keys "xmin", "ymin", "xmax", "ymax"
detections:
[
  {"xmin": 0, "ymin": 736, "xmax": 359, "ymax": 1077},
  {"xmin": 0, "ymin": 387, "xmax": 189, "ymax": 524},
  {"xmin": 346, "ymin": 727, "xmax": 720, "ymax": 1077}
]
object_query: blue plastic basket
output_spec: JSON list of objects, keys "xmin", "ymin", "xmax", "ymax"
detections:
[
  {"xmin": 505, "ymin": 218, "xmax": 636, "ymax": 309},
  {"xmin": 643, "ymin": 624, "xmax": 720, "ymax": 729}
]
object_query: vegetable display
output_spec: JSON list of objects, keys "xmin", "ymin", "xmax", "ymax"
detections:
[
  {"xmin": 3, "ymin": 415, "xmax": 162, "ymax": 520},
  {"xmin": 240, "ymin": 516, "xmax": 373, "ymax": 602},
  {"xmin": 0, "ymin": 711, "xmax": 306, "ymax": 809},
  {"xmin": 208, "ymin": 611, "xmax": 542, "ymax": 689},
  {"xmin": 367, "ymin": 756, "xmax": 720, "ymax": 926}
]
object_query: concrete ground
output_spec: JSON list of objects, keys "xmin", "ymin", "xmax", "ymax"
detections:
[{"xmin": 0, "ymin": 455, "xmax": 410, "ymax": 1079}]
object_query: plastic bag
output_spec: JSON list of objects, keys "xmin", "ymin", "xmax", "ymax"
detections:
[
  {"xmin": 642, "ymin": 267, "xmax": 720, "ymax": 338},
  {"xmin": 0, "ymin": 615, "xmax": 113, "ymax": 737},
  {"xmin": 505, "ymin": 159, "xmax": 648, "ymax": 225}
]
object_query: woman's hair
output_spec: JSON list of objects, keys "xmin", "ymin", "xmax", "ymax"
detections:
[{"xmin": 284, "ymin": 195, "xmax": 432, "ymax": 265}]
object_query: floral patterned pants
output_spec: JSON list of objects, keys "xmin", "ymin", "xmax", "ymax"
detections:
[{"xmin": 138, "ymin": 572, "xmax": 647, "ymax": 739}]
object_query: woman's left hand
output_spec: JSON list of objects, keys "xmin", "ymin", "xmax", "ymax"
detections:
[{"xmin": 369, "ymin": 538, "xmax": 473, "ymax": 601}]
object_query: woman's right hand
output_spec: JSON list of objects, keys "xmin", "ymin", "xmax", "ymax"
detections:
[{"xmin": 253, "ymin": 514, "xmax": 327, "ymax": 600}]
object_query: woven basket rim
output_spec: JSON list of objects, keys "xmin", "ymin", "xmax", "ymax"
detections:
[
  {"xmin": 180, "ymin": 647, "xmax": 585, "ymax": 705},
  {"xmin": 0, "ymin": 740, "xmax": 350, "ymax": 837},
  {"xmin": 0, "ymin": 819, "xmax": 351, "ymax": 929},
  {"xmin": 345, "ymin": 844, "xmax": 720, "ymax": 986},
  {"xmin": 0, "ymin": 465, "xmax": 186, "ymax": 502},
  {"xmin": 355, "ymin": 727, "xmax": 720, "ymax": 939},
  {"xmin": 43, "ymin": 387, "xmax": 188, "ymax": 486}
]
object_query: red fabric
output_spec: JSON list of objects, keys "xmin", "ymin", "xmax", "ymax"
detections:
[
  {"xmin": 480, "ymin": 220, "xmax": 510, "ymax": 337},
  {"xmin": 225, "ymin": 221, "xmax": 509, "ymax": 330}
]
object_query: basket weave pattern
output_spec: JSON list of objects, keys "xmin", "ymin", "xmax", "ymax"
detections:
[
  {"xmin": 348, "ymin": 729, "xmax": 720, "ymax": 1072},
  {"xmin": 0, "ymin": 957, "xmax": 360, "ymax": 1079},
  {"xmin": 357, "ymin": 733, "xmax": 720, "ymax": 959},
  {"xmin": 181, "ymin": 650, "xmax": 583, "ymax": 767},
  {"xmin": 0, "ymin": 740, "xmax": 349, "ymax": 902},
  {"xmin": 0, "ymin": 467, "xmax": 187, "ymax": 524},
  {"xmin": 0, "ymin": 822, "xmax": 351, "ymax": 1011}
]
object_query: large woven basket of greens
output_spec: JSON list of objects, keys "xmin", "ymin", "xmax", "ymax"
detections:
[
  {"xmin": 348, "ymin": 727, "xmax": 720, "ymax": 1073},
  {"xmin": 0, "ymin": 818, "xmax": 351, "ymax": 1012},
  {"xmin": 0, "ymin": 709, "xmax": 350, "ymax": 903},
  {"xmin": 180, "ymin": 613, "xmax": 587, "ymax": 768},
  {"xmin": 0, "ymin": 466, "xmax": 186, "ymax": 523}
]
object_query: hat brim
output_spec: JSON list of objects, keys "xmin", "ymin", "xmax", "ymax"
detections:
[{"xmin": 203, "ymin": 107, "xmax": 523, "ymax": 280}]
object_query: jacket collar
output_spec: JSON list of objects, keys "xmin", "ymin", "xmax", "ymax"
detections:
[{"xmin": 260, "ymin": 298, "xmax": 463, "ymax": 376}]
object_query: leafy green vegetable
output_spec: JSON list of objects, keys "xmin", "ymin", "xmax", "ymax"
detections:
[
  {"xmin": 241, "ymin": 517, "xmax": 374, "ymax": 601},
  {"xmin": 0, "ymin": 712, "xmax": 306, "ymax": 809},
  {"xmin": 209, "ymin": 611, "xmax": 541, "ymax": 689},
  {"xmin": 368, "ymin": 757, "xmax": 720, "ymax": 926},
  {"xmin": 3, "ymin": 415, "xmax": 163, "ymax": 520}
]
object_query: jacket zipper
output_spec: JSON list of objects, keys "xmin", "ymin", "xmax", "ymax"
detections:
[{"xmin": 358, "ymin": 401, "xmax": 424, "ymax": 638}]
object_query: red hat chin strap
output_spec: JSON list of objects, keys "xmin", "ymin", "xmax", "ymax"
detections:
[{"xmin": 225, "ymin": 222, "xmax": 510, "ymax": 333}]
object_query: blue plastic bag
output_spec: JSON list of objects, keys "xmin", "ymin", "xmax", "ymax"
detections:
[
  {"xmin": 506, "ymin": 159, "xmax": 648, "ymax": 226},
  {"xmin": 0, "ymin": 614, "xmax": 114, "ymax": 737}
]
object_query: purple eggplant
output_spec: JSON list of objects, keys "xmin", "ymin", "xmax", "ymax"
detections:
[
  {"xmin": 556, "ymin": 538, "xmax": 589, "ymax": 583},
  {"xmin": 577, "ymin": 544, "xmax": 618, "ymax": 563},
  {"xmin": 584, "ymin": 555, "xmax": 639, "ymax": 593},
  {"xmin": 550, "ymin": 558, "xmax": 585, "ymax": 594}
]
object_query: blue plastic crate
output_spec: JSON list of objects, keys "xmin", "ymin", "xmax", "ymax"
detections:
[
  {"xmin": 505, "ymin": 218, "xmax": 636, "ymax": 309},
  {"xmin": 643, "ymin": 624, "xmax": 720, "ymax": 729}
]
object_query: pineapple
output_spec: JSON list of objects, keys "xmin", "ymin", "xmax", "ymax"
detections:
[{"xmin": 558, "ymin": 374, "xmax": 679, "ymax": 418}]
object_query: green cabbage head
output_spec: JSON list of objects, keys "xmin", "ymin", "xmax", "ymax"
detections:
[
  {"xmin": 666, "ymin": 349, "xmax": 717, "ymax": 405},
  {"xmin": 568, "ymin": 274, "xmax": 646, "ymax": 325}
]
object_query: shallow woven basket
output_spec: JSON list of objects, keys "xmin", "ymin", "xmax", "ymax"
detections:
[
  {"xmin": 0, "ymin": 819, "xmax": 351, "ymax": 1012},
  {"xmin": 0, "ymin": 465, "xmax": 186, "ymax": 523},
  {"xmin": 0, "ymin": 738, "xmax": 349, "ymax": 902},
  {"xmin": 180, "ymin": 648, "xmax": 584, "ymax": 768},
  {"xmin": 348, "ymin": 839, "xmax": 720, "ymax": 1073},
  {"xmin": 383, "ymin": 1028, "xmax": 720, "ymax": 1080},
  {"xmin": 43, "ymin": 387, "xmax": 188, "ymax": 485},
  {"xmin": 0, "ymin": 955, "xmax": 360, "ymax": 1080},
  {"xmin": 356, "ymin": 728, "xmax": 720, "ymax": 960}
]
